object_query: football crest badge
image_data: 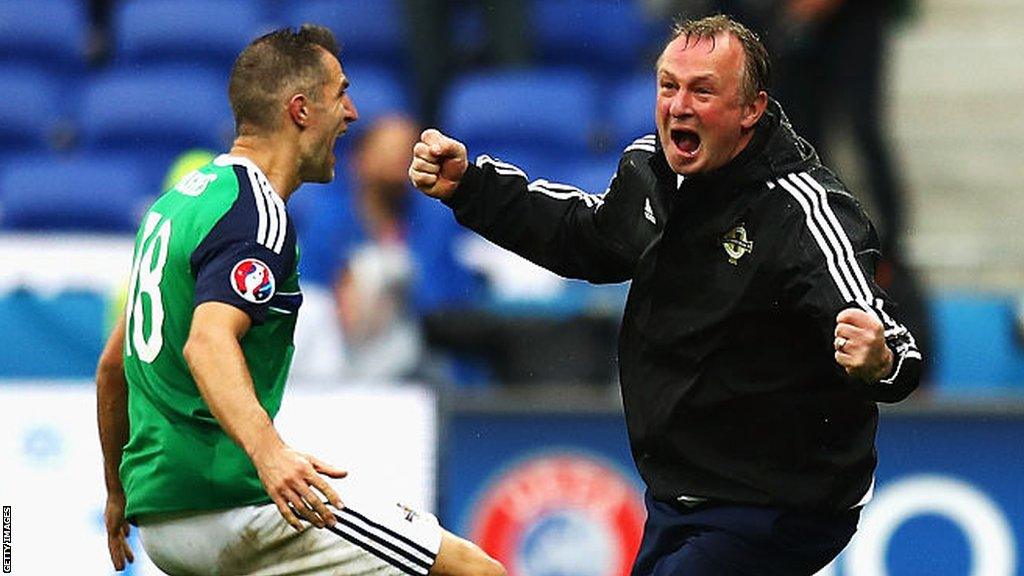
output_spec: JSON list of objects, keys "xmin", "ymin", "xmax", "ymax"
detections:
[
  {"xmin": 231, "ymin": 258, "xmax": 275, "ymax": 303},
  {"xmin": 722, "ymin": 223, "xmax": 753, "ymax": 265}
]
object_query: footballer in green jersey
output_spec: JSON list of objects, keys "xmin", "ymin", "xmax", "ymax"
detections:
[
  {"xmin": 97, "ymin": 24, "xmax": 504, "ymax": 576},
  {"xmin": 120, "ymin": 154, "xmax": 301, "ymax": 518}
]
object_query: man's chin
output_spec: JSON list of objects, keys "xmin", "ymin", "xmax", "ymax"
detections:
[{"xmin": 667, "ymin": 153, "xmax": 701, "ymax": 176}]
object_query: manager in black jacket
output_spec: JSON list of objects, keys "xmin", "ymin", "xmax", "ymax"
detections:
[{"xmin": 410, "ymin": 14, "xmax": 920, "ymax": 576}]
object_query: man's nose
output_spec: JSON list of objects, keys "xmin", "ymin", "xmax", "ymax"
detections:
[
  {"xmin": 669, "ymin": 90, "xmax": 693, "ymax": 117},
  {"xmin": 344, "ymin": 94, "xmax": 359, "ymax": 122}
]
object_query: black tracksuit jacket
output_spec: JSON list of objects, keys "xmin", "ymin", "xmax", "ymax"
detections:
[{"xmin": 443, "ymin": 99, "xmax": 921, "ymax": 512}]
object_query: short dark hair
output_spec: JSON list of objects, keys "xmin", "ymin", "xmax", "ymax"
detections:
[
  {"xmin": 228, "ymin": 24, "xmax": 339, "ymax": 134},
  {"xmin": 670, "ymin": 15, "xmax": 770, "ymax": 104}
]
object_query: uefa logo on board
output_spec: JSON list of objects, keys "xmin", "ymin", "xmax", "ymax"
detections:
[{"xmin": 468, "ymin": 453, "xmax": 645, "ymax": 576}]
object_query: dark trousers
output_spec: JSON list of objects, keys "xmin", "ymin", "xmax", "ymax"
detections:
[{"xmin": 631, "ymin": 491, "xmax": 859, "ymax": 576}]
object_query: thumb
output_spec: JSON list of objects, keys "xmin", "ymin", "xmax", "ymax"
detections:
[
  {"xmin": 307, "ymin": 454, "xmax": 348, "ymax": 479},
  {"xmin": 836, "ymin": 307, "xmax": 877, "ymax": 329}
]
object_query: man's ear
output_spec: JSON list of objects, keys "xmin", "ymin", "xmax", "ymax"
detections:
[
  {"xmin": 740, "ymin": 90, "xmax": 768, "ymax": 130},
  {"xmin": 287, "ymin": 94, "xmax": 309, "ymax": 127}
]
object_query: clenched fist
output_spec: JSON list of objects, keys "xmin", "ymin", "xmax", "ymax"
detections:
[
  {"xmin": 834, "ymin": 308, "xmax": 894, "ymax": 383},
  {"xmin": 408, "ymin": 128, "xmax": 469, "ymax": 201}
]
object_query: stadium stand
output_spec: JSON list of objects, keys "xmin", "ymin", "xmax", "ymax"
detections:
[
  {"xmin": 336, "ymin": 63, "xmax": 413, "ymax": 141},
  {"xmin": 0, "ymin": 0, "xmax": 1017, "ymax": 400},
  {"xmin": 440, "ymin": 68, "xmax": 599, "ymax": 156},
  {"xmin": 0, "ymin": 0, "xmax": 88, "ymax": 71},
  {"xmin": 554, "ymin": 155, "xmax": 620, "ymax": 195},
  {"xmin": 0, "ymin": 65, "xmax": 64, "ymax": 153},
  {"xmin": 0, "ymin": 154, "xmax": 150, "ymax": 233},
  {"xmin": 285, "ymin": 0, "xmax": 408, "ymax": 72},
  {"xmin": 77, "ymin": 65, "xmax": 233, "ymax": 155},
  {"xmin": 528, "ymin": 0, "xmax": 658, "ymax": 74},
  {"xmin": 112, "ymin": 0, "xmax": 265, "ymax": 72},
  {"xmin": 608, "ymin": 72, "xmax": 656, "ymax": 150}
]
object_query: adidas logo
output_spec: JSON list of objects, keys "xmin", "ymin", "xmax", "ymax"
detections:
[{"xmin": 644, "ymin": 198, "xmax": 656, "ymax": 224}]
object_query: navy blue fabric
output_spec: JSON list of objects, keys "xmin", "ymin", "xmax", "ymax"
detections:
[
  {"xmin": 192, "ymin": 165, "xmax": 296, "ymax": 325},
  {"xmin": 632, "ymin": 491, "xmax": 859, "ymax": 576}
]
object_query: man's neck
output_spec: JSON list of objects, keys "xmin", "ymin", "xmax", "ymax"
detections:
[{"xmin": 229, "ymin": 134, "xmax": 301, "ymax": 201}]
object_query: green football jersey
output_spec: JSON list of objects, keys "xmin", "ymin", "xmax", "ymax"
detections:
[{"xmin": 121, "ymin": 155, "xmax": 302, "ymax": 518}]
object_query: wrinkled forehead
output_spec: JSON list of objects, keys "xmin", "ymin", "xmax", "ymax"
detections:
[{"xmin": 658, "ymin": 31, "xmax": 743, "ymax": 73}]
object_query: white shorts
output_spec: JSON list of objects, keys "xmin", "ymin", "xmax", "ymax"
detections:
[{"xmin": 137, "ymin": 496, "xmax": 442, "ymax": 576}]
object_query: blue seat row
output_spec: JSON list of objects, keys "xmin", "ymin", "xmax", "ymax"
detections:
[
  {"xmin": 0, "ymin": 58, "xmax": 651, "ymax": 228},
  {"xmin": 1, "ymin": 61, "xmax": 654, "ymax": 153},
  {"xmin": 0, "ymin": 0, "xmax": 662, "ymax": 233},
  {"xmin": 0, "ymin": 146, "xmax": 618, "ymax": 233},
  {"xmin": 2, "ymin": 0, "xmax": 659, "ymax": 74}
]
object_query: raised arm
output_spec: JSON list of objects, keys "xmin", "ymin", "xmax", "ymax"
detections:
[
  {"xmin": 776, "ymin": 170, "xmax": 921, "ymax": 402},
  {"xmin": 410, "ymin": 129, "xmax": 640, "ymax": 283}
]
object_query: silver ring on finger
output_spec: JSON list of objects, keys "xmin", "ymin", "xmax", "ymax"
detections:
[{"xmin": 836, "ymin": 336, "xmax": 848, "ymax": 351}]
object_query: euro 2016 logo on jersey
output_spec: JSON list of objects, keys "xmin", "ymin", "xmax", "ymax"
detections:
[
  {"xmin": 231, "ymin": 258, "xmax": 275, "ymax": 304},
  {"xmin": 469, "ymin": 454, "xmax": 645, "ymax": 576}
]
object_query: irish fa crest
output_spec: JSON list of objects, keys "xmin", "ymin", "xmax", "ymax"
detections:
[{"xmin": 722, "ymin": 223, "xmax": 753, "ymax": 265}]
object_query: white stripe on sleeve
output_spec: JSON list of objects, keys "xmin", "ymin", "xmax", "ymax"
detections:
[{"xmin": 247, "ymin": 169, "xmax": 271, "ymax": 249}]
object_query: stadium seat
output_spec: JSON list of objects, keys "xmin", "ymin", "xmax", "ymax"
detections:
[
  {"xmin": 114, "ymin": 0, "xmax": 265, "ymax": 71},
  {"xmin": 529, "ymin": 0, "xmax": 658, "ymax": 74},
  {"xmin": 441, "ymin": 68, "xmax": 599, "ymax": 154},
  {"xmin": 77, "ymin": 66, "xmax": 233, "ymax": 155},
  {"xmin": 931, "ymin": 293, "xmax": 1024, "ymax": 394},
  {"xmin": 0, "ymin": 0, "xmax": 87, "ymax": 70},
  {"xmin": 609, "ymin": 73, "xmax": 657, "ymax": 149},
  {"xmin": 553, "ymin": 155, "xmax": 620, "ymax": 195},
  {"xmin": 0, "ymin": 65, "xmax": 63, "ymax": 152},
  {"xmin": 341, "ymin": 64, "xmax": 414, "ymax": 141},
  {"xmin": 285, "ymin": 0, "xmax": 409, "ymax": 71},
  {"xmin": 0, "ymin": 154, "xmax": 153, "ymax": 233}
]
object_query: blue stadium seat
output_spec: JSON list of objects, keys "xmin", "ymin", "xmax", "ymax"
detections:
[
  {"xmin": 553, "ymin": 155, "xmax": 620, "ymax": 195},
  {"xmin": 286, "ymin": 0, "xmax": 408, "ymax": 70},
  {"xmin": 932, "ymin": 293, "xmax": 1024, "ymax": 394},
  {"xmin": 0, "ymin": 0, "xmax": 87, "ymax": 70},
  {"xmin": 342, "ymin": 64, "xmax": 414, "ymax": 141},
  {"xmin": 441, "ymin": 68, "xmax": 599, "ymax": 154},
  {"xmin": 529, "ymin": 0, "xmax": 658, "ymax": 73},
  {"xmin": 0, "ymin": 154, "xmax": 153, "ymax": 233},
  {"xmin": 0, "ymin": 65, "xmax": 63, "ymax": 152},
  {"xmin": 609, "ymin": 73, "xmax": 657, "ymax": 149},
  {"xmin": 114, "ymin": 0, "xmax": 265, "ymax": 71},
  {"xmin": 78, "ymin": 66, "xmax": 233, "ymax": 155}
]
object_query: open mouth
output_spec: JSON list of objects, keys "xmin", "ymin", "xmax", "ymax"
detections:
[{"xmin": 671, "ymin": 128, "xmax": 701, "ymax": 158}]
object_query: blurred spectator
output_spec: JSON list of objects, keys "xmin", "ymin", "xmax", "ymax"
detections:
[
  {"xmin": 404, "ymin": 0, "xmax": 532, "ymax": 123},
  {"xmin": 292, "ymin": 114, "xmax": 482, "ymax": 383}
]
